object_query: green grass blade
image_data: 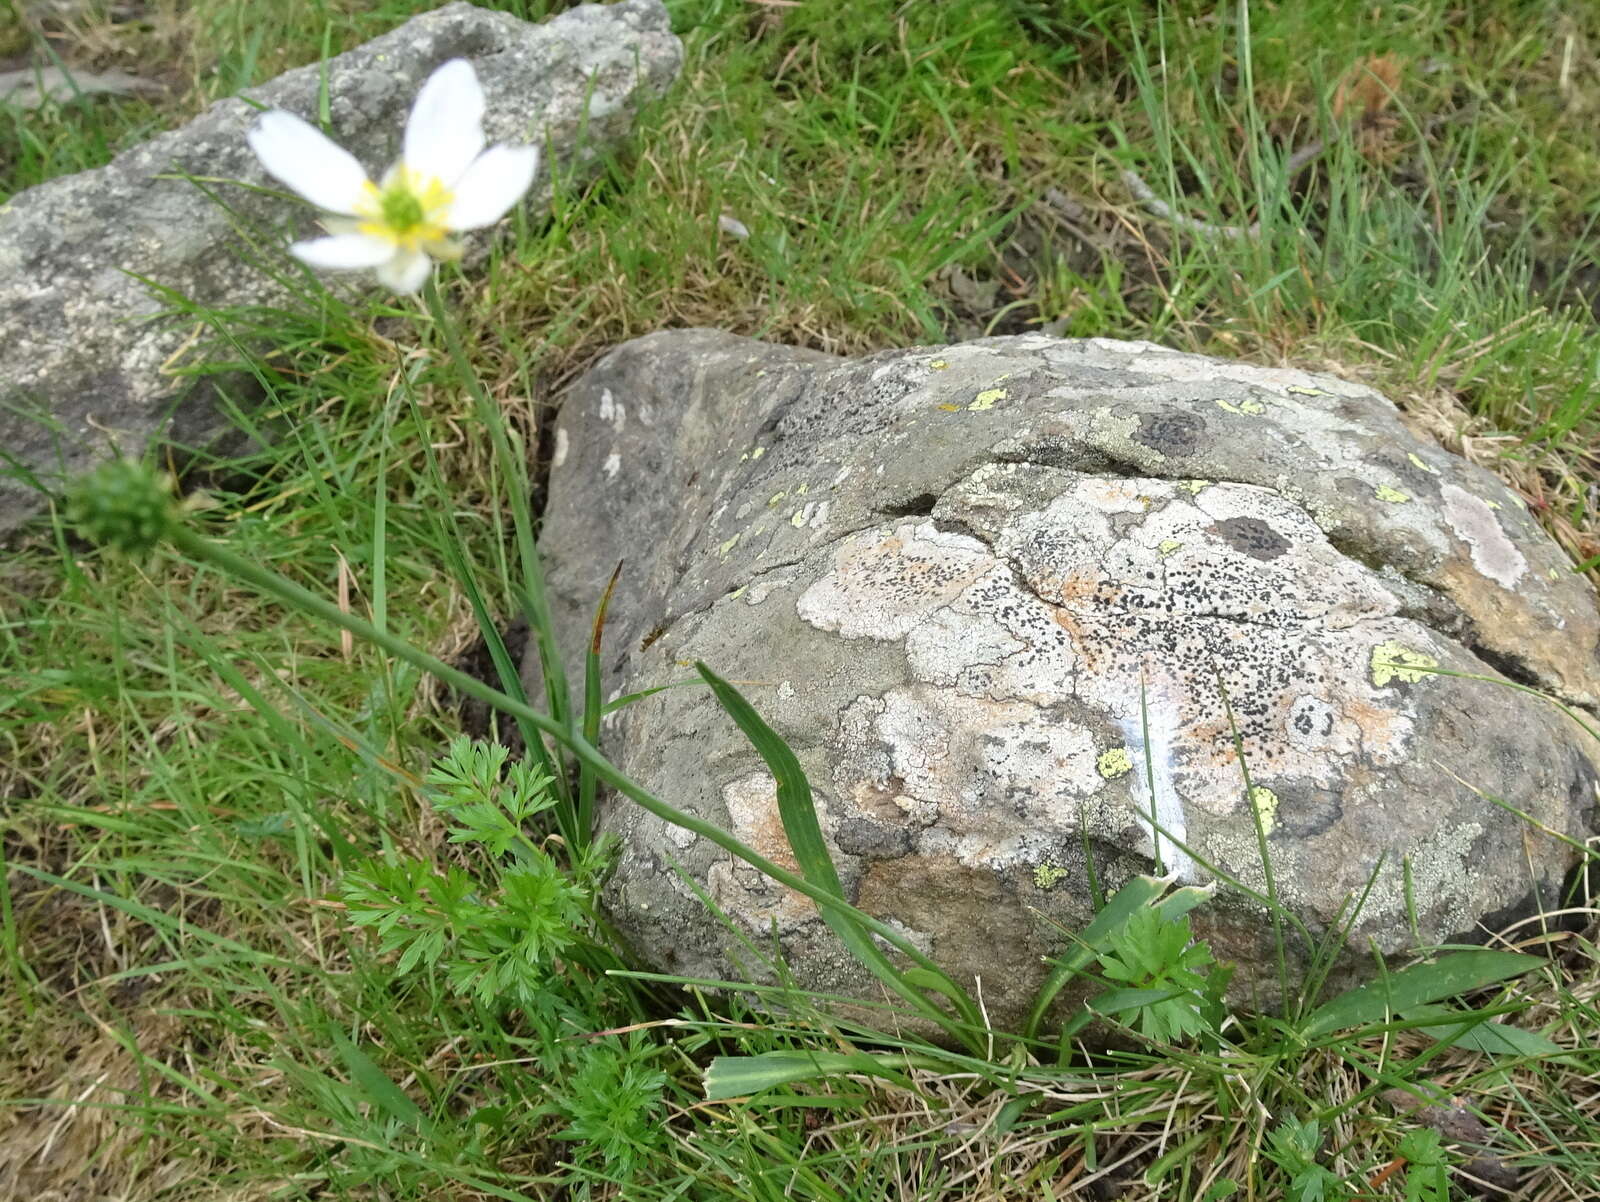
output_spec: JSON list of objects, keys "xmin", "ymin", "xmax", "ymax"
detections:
[
  {"xmin": 600, "ymin": 678, "xmax": 701, "ymax": 715},
  {"xmin": 578, "ymin": 561, "xmax": 623, "ymax": 844},
  {"xmin": 328, "ymin": 1027, "xmax": 433, "ymax": 1134},
  {"xmin": 694, "ymin": 662, "xmax": 842, "ymax": 897},
  {"xmin": 438, "ymin": 528, "xmax": 571, "ymax": 815},
  {"xmin": 423, "ymin": 278, "xmax": 571, "ymax": 738},
  {"xmin": 1403, "ymin": 1002, "xmax": 1569, "ymax": 1060},
  {"xmin": 392, "ymin": 350, "xmax": 573, "ymax": 823}
]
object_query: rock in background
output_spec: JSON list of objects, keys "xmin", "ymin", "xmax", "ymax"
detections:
[
  {"xmin": 538, "ymin": 329, "xmax": 1600, "ymax": 1030},
  {"xmin": 0, "ymin": 0, "xmax": 681, "ymax": 535}
]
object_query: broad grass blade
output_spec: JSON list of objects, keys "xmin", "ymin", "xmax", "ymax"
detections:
[
  {"xmin": 577, "ymin": 562, "xmax": 623, "ymax": 844},
  {"xmin": 703, "ymin": 1050, "xmax": 922, "ymax": 1101},
  {"xmin": 694, "ymin": 662, "xmax": 985, "ymax": 1046},
  {"xmin": 1301, "ymin": 950, "xmax": 1546, "ymax": 1039}
]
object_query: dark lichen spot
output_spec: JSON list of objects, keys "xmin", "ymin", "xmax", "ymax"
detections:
[
  {"xmin": 834, "ymin": 815, "xmax": 912, "ymax": 858},
  {"xmin": 1134, "ymin": 410, "xmax": 1207, "ymax": 456},
  {"xmin": 1215, "ymin": 516, "xmax": 1290, "ymax": 560},
  {"xmin": 1269, "ymin": 784, "xmax": 1343, "ymax": 839}
]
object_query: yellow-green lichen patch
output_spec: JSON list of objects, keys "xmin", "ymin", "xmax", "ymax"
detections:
[
  {"xmin": 930, "ymin": 359, "xmax": 949, "ymax": 371},
  {"xmin": 740, "ymin": 445, "xmax": 767, "ymax": 462},
  {"xmin": 728, "ymin": 585, "xmax": 746, "ymax": 600},
  {"xmin": 767, "ymin": 491, "xmax": 786, "ymax": 507},
  {"xmin": 1181, "ymin": 479, "xmax": 1212, "ymax": 494},
  {"xmin": 1032, "ymin": 862, "xmax": 1069, "ymax": 891},
  {"xmin": 1374, "ymin": 484, "xmax": 1411, "ymax": 503},
  {"xmin": 1158, "ymin": 538, "xmax": 1182, "ymax": 557},
  {"xmin": 1249, "ymin": 785, "xmax": 1279, "ymax": 835},
  {"xmin": 795, "ymin": 482, "xmax": 809, "ymax": 496},
  {"xmin": 1370, "ymin": 640, "xmax": 1438, "ymax": 686},
  {"xmin": 969, "ymin": 387, "xmax": 1007, "ymax": 411},
  {"xmin": 1549, "ymin": 566, "xmax": 1563, "ymax": 581},
  {"xmin": 1286, "ymin": 385, "xmax": 1330, "ymax": 397},
  {"xmin": 1097, "ymin": 747, "xmax": 1133, "ymax": 779},
  {"xmin": 1406, "ymin": 452, "xmax": 1439, "ymax": 474},
  {"xmin": 719, "ymin": 533, "xmax": 741, "ymax": 557},
  {"xmin": 937, "ymin": 403, "xmax": 961, "ymax": 412},
  {"xmin": 1483, "ymin": 497, "xmax": 1502, "ymax": 511},
  {"xmin": 790, "ymin": 509, "xmax": 807, "ymax": 528},
  {"xmin": 1215, "ymin": 398, "xmax": 1266, "ymax": 416}
]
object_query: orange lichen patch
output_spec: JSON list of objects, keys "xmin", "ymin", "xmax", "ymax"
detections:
[
  {"xmin": 1049, "ymin": 604, "xmax": 1093, "ymax": 664},
  {"xmin": 850, "ymin": 773, "xmax": 912, "ymax": 824},
  {"xmin": 858, "ymin": 856, "xmax": 1020, "ymax": 948},
  {"xmin": 1044, "ymin": 570, "xmax": 1113, "ymax": 612},
  {"xmin": 707, "ymin": 774, "xmax": 820, "ymax": 931},
  {"xmin": 1078, "ymin": 477, "xmax": 1152, "ymax": 511},
  {"xmin": 721, "ymin": 773, "xmax": 803, "ymax": 874},
  {"xmin": 1340, "ymin": 695, "xmax": 1414, "ymax": 755},
  {"xmin": 854, "ymin": 686, "xmax": 1105, "ymax": 841}
]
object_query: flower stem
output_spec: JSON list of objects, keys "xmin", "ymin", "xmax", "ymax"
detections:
[
  {"xmin": 421, "ymin": 277, "xmax": 572, "ymax": 741},
  {"xmin": 162, "ymin": 525, "xmax": 941, "ymax": 976}
]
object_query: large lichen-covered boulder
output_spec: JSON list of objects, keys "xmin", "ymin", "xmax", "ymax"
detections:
[
  {"xmin": 0, "ymin": 0, "xmax": 681, "ymax": 536},
  {"xmin": 538, "ymin": 330, "xmax": 1600, "ymax": 1029}
]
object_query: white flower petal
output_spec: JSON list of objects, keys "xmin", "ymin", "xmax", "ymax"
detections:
[
  {"xmin": 247, "ymin": 111, "xmax": 370, "ymax": 215},
  {"xmin": 376, "ymin": 247, "xmax": 433, "ymax": 294},
  {"xmin": 404, "ymin": 59, "xmax": 486, "ymax": 187},
  {"xmin": 443, "ymin": 145, "xmax": 540, "ymax": 230},
  {"xmin": 289, "ymin": 233, "xmax": 397, "ymax": 269}
]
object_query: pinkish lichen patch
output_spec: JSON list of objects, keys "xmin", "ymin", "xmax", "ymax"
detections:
[
  {"xmin": 1441, "ymin": 483, "xmax": 1527, "ymax": 590},
  {"xmin": 796, "ymin": 522, "xmax": 991, "ymax": 640}
]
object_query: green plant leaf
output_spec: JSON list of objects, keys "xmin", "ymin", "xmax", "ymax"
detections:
[
  {"xmin": 1024, "ymin": 875, "xmax": 1209, "ymax": 1039},
  {"xmin": 329, "ymin": 1028, "xmax": 431, "ymax": 1134},
  {"xmin": 1301, "ymin": 951, "xmax": 1545, "ymax": 1039},
  {"xmin": 577, "ymin": 561, "xmax": 623, "ymax": 842},
  {"xmin": 1089, "ymin": 985, "xmax": 1191, "ymax": 1016},
  {"xmin": 703, "ymin": 1050, "xmax": 920, "ymax": 1101}
]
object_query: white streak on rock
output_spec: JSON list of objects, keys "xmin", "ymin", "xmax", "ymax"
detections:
[{"xmin": 1117, "ymin": 704, "xmax": 1200, "ymax": 884}]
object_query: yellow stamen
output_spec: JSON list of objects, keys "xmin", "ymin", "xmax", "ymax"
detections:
[{"xmin": 353, "ymin": 166, "xmax": 455, "ymax": 251}]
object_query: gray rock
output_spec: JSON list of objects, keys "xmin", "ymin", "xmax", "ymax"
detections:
[
  {"xmin": 538, "ymin": 330, "xmax": 1600, "ymax": 1031},
  {"xmin": 0, "ymin": 0, "xmax": 681, "ymax": 535}
]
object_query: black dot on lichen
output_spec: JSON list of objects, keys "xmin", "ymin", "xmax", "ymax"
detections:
[{"xmin": 1214, "ymin": 516, "xmax": 1291, "ymax": 561}]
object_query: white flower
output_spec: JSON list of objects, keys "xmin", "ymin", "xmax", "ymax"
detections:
[{"xmin": 247, "ymin": 59, "xmax": 540, "ymax": 293}]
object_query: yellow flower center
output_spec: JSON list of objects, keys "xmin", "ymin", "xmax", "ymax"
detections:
[{"xmin": 354, "ymin": 165, "xmax": 454, "ymax": 252}]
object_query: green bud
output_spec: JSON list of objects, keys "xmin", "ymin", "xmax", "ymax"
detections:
[{"xmin": 66, "ymin": 458, "xmax": 175, "ymax": 554}]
